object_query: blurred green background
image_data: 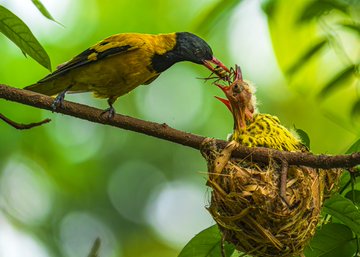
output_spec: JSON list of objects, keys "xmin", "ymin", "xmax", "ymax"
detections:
[{"xmin": 0, "ymin": 0, "xmax": 358, "ymax": 256}]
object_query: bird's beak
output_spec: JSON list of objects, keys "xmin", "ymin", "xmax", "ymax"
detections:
[
  {"xmin": 215, "ymin": 83, "xmax": 230, "ymax": 95},
  {"xmin": 215, "ymin": 96, "xmax": 231, "ymax": 111},
  {"xmin": 203, "ymin": 57, "xmax": 230, "ymax": 73},
  {"xmin": 214, "ymin": 83, "xmax": 232, "ymax": 111},
  {"xmin": 215, "ymin": 82, "xmax": 247, "ymax": 130}
]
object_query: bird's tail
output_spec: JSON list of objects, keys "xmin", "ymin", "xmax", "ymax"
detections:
[{"xmin": 24, "ymin": 82, "xmax": 61, "ymax": 96}]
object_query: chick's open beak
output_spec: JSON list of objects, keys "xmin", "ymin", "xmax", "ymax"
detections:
[
  {"xmin": 214, "ymin": 82, "xmax": 246, "ymax": 130},
  {"xmin": 203, "ymin": 57, "xmax": 230, "ymax": 74},
  {"xmin": 214, "ymin": 83, "xmax": 232, "ymax": 111},
  {"xmin": 215, "ymin": 96, "xmax": 231, "ymax": 111},
  {"xmin": 215, "ymin": 83, "xmax": 230, "ymax": 95}
]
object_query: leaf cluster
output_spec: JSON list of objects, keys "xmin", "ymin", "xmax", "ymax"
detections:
[{"xmin": 0, "ymin": 0, "xmax": 60, "ymax": 70}]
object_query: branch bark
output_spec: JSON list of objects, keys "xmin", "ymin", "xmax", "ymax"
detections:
[{"xmin": 1, "ymin": 84, "xmax": 359, "ymax": 169}]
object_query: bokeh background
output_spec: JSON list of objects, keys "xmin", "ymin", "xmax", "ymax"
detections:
[{"xmin": 0, "ymin": 0, "xmax": 358, "ymax": 256}]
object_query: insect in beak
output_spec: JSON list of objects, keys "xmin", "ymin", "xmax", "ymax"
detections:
[{"xmin": 203, "ymin": 57, "xmax": 230, "ymax": 78}]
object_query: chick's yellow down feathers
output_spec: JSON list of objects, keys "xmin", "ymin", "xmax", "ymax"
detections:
[
  {"xmin": 216, "ymin": 65, "xmax": 306, "ymax": 152},
  {"xmin": 25, "ymin": 32, "xmax": 228, "ymax": 114}
]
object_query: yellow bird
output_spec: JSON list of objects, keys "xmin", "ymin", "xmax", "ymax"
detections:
[{"xmin": 25, "ymin": 32, "xmax": 229, "ymax": 117}]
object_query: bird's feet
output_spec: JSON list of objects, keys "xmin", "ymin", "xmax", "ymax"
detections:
[
  {"xmin": 101, "ymin": 97, "xmax": 117, "ymax": 119},
  {"xmin": 51, "ymin": 91, "xmax": 66, "ymax": 111},
  {"xmin": 101, "ymin": 106, "xmax": 115, "ymax": 119},
  {"xmin": 51, "ymin": 86, "xmax": 72, "ymax": 111}
]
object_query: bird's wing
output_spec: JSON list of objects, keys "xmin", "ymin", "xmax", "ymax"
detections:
[{"xmin": 38, "ymin": 35, "xmax": 141, "ymax": 83}]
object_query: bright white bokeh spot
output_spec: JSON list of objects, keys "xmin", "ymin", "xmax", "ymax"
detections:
[
  {"xmin": 0, "ymin": 158, "xmax": 53, "ymax": 225},
  {"xmin": 107, "ymin": 161, "xmax": 167, "ymax": 223},
  {"xmin": 0, "ymin": 214, "xmax": 50, "ymax": 257},
  {"xmin": 59, "ymin": 212, "xmax": 119, "ymax": 257},
  {"xmin": 145, "ymin": 181, "xmax": 213, "ymax": 247},
  {"xmin": 228, "ymin": 0, "xmax": 283, "ymax": 86},
  {"xmin": 135, "ymin": 65, "xmax": 207, "ymax": 130}
]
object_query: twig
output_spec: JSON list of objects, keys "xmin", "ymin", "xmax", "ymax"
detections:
[
  {"xmin": 1, "ymin": 84, "xmax": 360, "ymax": 169},
  {"xmin": 221, "ymin": 235, "xmax": 226, "ymax": 257},
  {"xmin": 0, "ymin": 113, "xmax": 51, "ymax": 129},
  {"xmin": 279, "ymin": 159, "xmax": 289, "ymax": 206}
]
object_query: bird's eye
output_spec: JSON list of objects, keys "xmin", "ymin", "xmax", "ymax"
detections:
[
  {"xmin": 194, "ymin": 48, "xmax": 201, "ymax": 57},
  {"xmin": 233, "ymin": 83, "xmax": 240, "ymax": 93},
  {"xmin": 232, "ymin": 83, "xmax": 245, "ymax": 94}
]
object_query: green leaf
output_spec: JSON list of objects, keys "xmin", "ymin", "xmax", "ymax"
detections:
[
  {"xmin": 31, "ymin": 0, "xmax": 62, "ymax": 25},
  {"xmin": 304, "ymin": 223, "xmax": 357, "ymax": 257},
  {"xmin": 337, "ymin": 0, "xmax": 360, "ymax": 7},
  {"xmin": 261, "ymin": 0, "xmax": 278, "ymax": 18},
  {"xmin": 193, "ymin": 0, "xmax": 243, "ymax": 35},
  {"xmin": 323, "ymin": 194, "xmax": 360, "ymax": 235},
  {"xmin": 298, "ymin": 0, "xmax": 350, "ymax": 23},
  {"xmin": 345, "ymin": 190, "xmax": 360, "ymax": 205},
  {"xmin": 294, "ymin": 127, "xmax": 310, "ymax": 149},
  {"xmin": 286, "ymin": 39, "xmax": 328, "ymax": 76},
  {"xmin": 318, "ymin": 65, "xmax": 356, "ymax": 98},
  {"xmin": 178, "ymin": 225, "xmax": 235, "ymax": 257},
  {"xmin": 0, "ymin": 5, "xmax": 51, "ymax": 70},
  {"xmin": 351, "ymin": 99, "xmax": 360, "ymax": 120},
  {"xmin": 340, "ymin": 22, "xmax": 360, "ymax": 35},
  {"xmin": 346, "ymin": 138, "xmax": 360, "ymax": 154}
]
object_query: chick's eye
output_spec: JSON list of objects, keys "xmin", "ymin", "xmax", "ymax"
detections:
[{"xmin": 233, "ymin": 84, "xmax": 240, "ymax": 93}]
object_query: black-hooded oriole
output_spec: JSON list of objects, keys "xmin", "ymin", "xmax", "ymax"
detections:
[{"xmin": 25, "ymin": 32, "xmax": 229, "ymax": 116}]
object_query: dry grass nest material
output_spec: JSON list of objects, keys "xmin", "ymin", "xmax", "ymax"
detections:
[{"xmin": 201, "ymin": 139, "xmax": 342, "ymax": 257}]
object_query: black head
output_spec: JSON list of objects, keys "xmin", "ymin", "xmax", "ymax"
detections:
[
  {"xmin": 173, "ymin": 32, "xmax": 213, "ymax": 64},
  {"xmin": 151, "ymin": 32, "xmax": 229, "ymax": 74}
]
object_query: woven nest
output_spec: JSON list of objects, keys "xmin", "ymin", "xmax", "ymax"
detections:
[{"xmin": 201, "ymin": 139, "xmax": 342, "ymax": 257}]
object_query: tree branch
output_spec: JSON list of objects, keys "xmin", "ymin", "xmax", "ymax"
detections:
[
  {"xmin": 0, "ymin": 113, "xmax": 51, "ymax": 129},
  {"xmin": 1, "ymin": 84, "xmax": 359, "ymax": 169}
]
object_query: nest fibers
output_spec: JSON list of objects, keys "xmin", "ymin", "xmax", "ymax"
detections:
[{"xmin": 201, "ymin": 139, "xmax": 342, "ymax": 257}]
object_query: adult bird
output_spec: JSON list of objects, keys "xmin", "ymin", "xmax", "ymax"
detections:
[{"xmin": 24, "ymin": 32, "xmax": 229, "ymax": 117}]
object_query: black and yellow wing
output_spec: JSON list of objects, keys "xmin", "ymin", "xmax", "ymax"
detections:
[{"xmin": 38, "ymin": 36, "xmax": 140, "ymax": 83}]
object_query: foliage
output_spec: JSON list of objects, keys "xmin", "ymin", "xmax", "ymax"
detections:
[
  {"xmin": 266, "ymin": 0, "xmax": 359, "ymax": 120},
  {"xmin": 193, "ymin": 0, "xmax": 243, "ymax": 35},
  {"xmin": 0, "ymin": 4, "xmax": 51, "ymax": 70},
  {"xmin": 178, "ymin": 225, "xmax": 235, "ymax": 257},
  {"xmin": 294, "ymin": 126, "xmax": 311, "ymax": 149},
  {"xmin": 304, "ymin": 223, "xmax": 357, "ymax": 257},
  {"xmin": 1, "ymin": 0, "xmax": 360, "ymax": 257},
  {"xmin": 31, "ymin": 0, "xmax": 60, "ymax": 24}
]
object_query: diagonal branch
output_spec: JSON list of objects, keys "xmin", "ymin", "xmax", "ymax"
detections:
[{"xmin": 0, "ymin": 83, "xmax": 359, "ymax": 169}]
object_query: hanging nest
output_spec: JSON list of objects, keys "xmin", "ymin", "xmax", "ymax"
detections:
[{"xmin": 201, "ymin": 139, "xmax": 342, "ymax": 257}]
